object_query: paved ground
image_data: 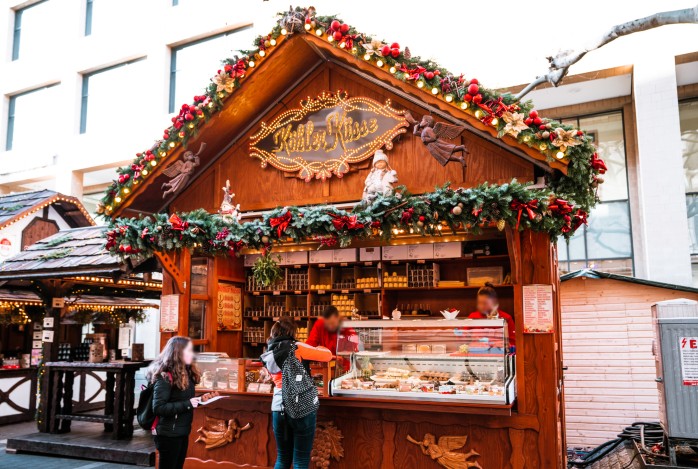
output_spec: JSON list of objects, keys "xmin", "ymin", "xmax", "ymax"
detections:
[{"xmin": 0, "ymin": 421, "xmax": 143, "ymax": 469}]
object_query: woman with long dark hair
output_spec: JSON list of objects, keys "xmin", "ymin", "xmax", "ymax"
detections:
[
  {"xmin": 147, "ymin": 336, "xmax": 201, "ymax": 469},
  {"xmin": 261, "ymin": 317, "xmax": 332, "ymax": 469}
]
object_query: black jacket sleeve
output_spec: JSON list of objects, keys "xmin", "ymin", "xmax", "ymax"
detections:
[{"xmin": 152, "ymin": 375, "xmax": 192, "ymax": 417}]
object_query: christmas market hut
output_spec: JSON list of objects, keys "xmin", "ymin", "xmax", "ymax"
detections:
[
  {"xmin": 0, "ymin": 225, "xmax": 161, "ymax": 429},
  {"xmin": 100, "ymin": 7, "xmax": 606, "ymax": 469}
]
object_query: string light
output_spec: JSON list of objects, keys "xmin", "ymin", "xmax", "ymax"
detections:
[
  {"xmin": 460, "ymin": 102, "xmax": 468, "ymax": 110},
  {"xmin": 0, "ymin": 195, "xmax": 94, "ymax": 231},
  {"xmin": 474, "ymin": 110, "xmax": 484, "ymax": 119},
  {"xmin": 259, "ymin": 50, "xmax": 266, "ymax": 57},
  {"xmin": 389, "ymin": 66, "xmax": 396, "ymax": 74},
  {"xmin": 431, "ymin": 87, "xmax": 439, "ymax": 95},
  {"xmin": 168, "ymin": 141, "xmax": 176, "ymax": 148},
  {"xmin": 248, "ymin": 60, "xmax": 255, "ymax": 68},
  {"xmin": 363, "ymin": 53, "xmax": 371, "ymax": 60},
  {"xmin": 327, "ymin": 35, "xmax": 334, "ymax": 43},
  {"xmin": 150, "ymin": 160, "xmax": 157, "ymax": 167},
  {"xmin": 417, "ymin": 80, "xmax": 425, "ymax": 89},
  {"xmin": 315, "ymin": 28, "xmax": 323, "ymax": 36},
  {"xmin": 445, "ymin": 94, "xmax": 453, "ymax": 103},
  {"xmin": 556, "ymin": 150, "xmax": 565, "ymax": 159},
  {"xmin": 280, "ymin": 28, "xmax": 288, "ymax": 35},
  {"xmin": 376, "ymin": 59, "xmax": 384, "ymax": 68},
  {"xmin": 304, "ymin": 23, "xmax": 311, "ymax": 31},
  {"xmin": 270, "ymin": 38, "xmax": 277, "ymax": 46},
  {"xmin": 539, "ymin": 143, "xmax": 548, "ymax": 151},
  {"xmin": 491, "ymin": 117, "xmax": 499, "ymax": 126}
]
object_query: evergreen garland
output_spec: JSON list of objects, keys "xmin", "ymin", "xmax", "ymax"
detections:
[
  {"xmin": 97, "ymin": 6, "xmax": 603, "ymax": 221},
  {"xmin": 106, "ymin": 182, "xmax": 587, "ymax": 260}
]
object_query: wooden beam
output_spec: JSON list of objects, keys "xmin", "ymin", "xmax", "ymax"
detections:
[{"xmin": 154, "ymin": 252, "xmax": 186, "ymax": 294}]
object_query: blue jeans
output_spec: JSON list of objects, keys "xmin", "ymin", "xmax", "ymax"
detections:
[{"xmin": 272, "ymin": 411, "xmax": 317, "ymax": 469}]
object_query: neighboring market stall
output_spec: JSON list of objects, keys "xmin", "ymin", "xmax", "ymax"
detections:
[
  {"xmin": 0, "ymin": 225, "xmax": 161, "ymax": 432},
  {"xmin": 560, "ymin": 269, "xmax": 698, "ymax": 448},
  {"xmin": 101, "ymin": 7, "xmax": 606, "ymax": 469}
]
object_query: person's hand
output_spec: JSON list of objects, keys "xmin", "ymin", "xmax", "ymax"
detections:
[
  {"xmin": 201, "ymin": 391, "xmax": 220, "ymax": 402},
  {"xmin": 190, "ymin": 397, "xmax": 200, "ymax": 408}
]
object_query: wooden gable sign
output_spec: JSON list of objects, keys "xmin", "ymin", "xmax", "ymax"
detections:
[{"xmin": 249, "ymin": 91, "xmax": 408, "ymax": 181}]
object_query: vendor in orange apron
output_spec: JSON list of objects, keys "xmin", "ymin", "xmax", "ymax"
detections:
[{"xmin": 467, "ymin": 282, "xmax": 516, "ymax": 351}]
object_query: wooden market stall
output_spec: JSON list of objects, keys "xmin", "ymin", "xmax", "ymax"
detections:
[{"xmin": 101, "ymin": 7, "xmax": 605, "ymax": 469}]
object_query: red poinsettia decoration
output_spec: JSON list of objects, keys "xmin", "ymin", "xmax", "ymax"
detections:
[{"xmin": 591, "ymin": 152, "xmax": 607, "ymax": 174}]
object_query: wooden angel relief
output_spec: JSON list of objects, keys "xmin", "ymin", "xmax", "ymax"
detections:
[
  {"xmin": 161, "ymin": 142, "xmax": 206, "ymax": 199},
  {"xmin": 405, "ymin": 113, "xmax": 468, "ymax": 168},
  {"xmin": 249, "ymin": 91, "xmax": 409, "ymax": 181},
  {"xmin": 407, "ymin": 433, "xmax": 482, "ymax": 469},
  {"xmin": 195, "ymin": 415, "xmax": 252, "ymax": 450},
  {"xmin": 310, "ymin": 421, "xmax": 344, "ymax": 468}
]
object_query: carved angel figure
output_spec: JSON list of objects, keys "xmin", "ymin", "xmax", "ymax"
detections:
[
  {"xmin": 196, "ymin": 416, "xmax": 252, "ymax": 450},
  {"xmin": 219, "ymin": 179, "xmax": 242, "ymax": 222},
  {"xmin": 407, "ymin": 433, "xmax": 482, "ymax": 469},
  {"xmin": 161, "ymin": 142, "xmax": 206, "ymax": 199},
  {"xmin": 406, "ymin": 113, "xmax": 468, "ymax": 168},
  {"xmin": 362, "ymin": 150, "xmax": 397, "ymax": 205}
]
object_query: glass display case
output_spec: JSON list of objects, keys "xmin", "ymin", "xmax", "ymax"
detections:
[
  {"xmin": 196, "ymin": 353, "xmax": 242, "ymax": 392},
  {"xmin": 330, "ymin": 319, "xmax": 515, "ymax": 404}
]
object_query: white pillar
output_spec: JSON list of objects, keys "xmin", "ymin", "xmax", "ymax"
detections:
[{"xmin": 633, "ymin": 54, "xmax": 692, "ymax": 286}]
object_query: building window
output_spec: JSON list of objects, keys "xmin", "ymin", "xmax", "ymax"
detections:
[
  {"xmin": 12, "ymin": 1, "xmax": 54, "ymax": 61},
  {"xmin": 169, "ymin": 26, "xmax": 254, "ymax": 113},
  {"xmin": 84, "ymin": 0, "xmax": 94, "ymax": 35},
  {"xmin": 557, "ymin": 111, "xmax": 633, "ymax": 275},
  {"xmin": 680, "ymin": 99, "xmax": 698, "ymax": 284},
  {"xmin": 6, "ymin": 84, "xmax": 60, "ymax": 151},
  {"xmin": 80, "ymin": 58, "xmax": 147, "ymax": 134}
]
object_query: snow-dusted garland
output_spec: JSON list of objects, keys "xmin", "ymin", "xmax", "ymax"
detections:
[{"xmin": 103, "ymin": 6, "xmax": 607, "ymax": 258}]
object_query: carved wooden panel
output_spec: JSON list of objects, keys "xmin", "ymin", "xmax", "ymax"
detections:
[{"xmin": 21, "ymin": 217, "xmax": 59, "ymax": 250}]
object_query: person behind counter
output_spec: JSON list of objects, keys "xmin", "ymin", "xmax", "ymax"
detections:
[
  {"xmin": 468, "ymin": 282, "xmax": 516, "ymax": 348},
  {"xmin": 306, "ymin": 305, "xmax": 343, "ymax": 354},
  {"xmin": 261, "ymin": 317, "xmax": 332, "ymax": 469},
  {"xmin": 147, "ymin": 336, "xmax": 201, "ymax": 469}
]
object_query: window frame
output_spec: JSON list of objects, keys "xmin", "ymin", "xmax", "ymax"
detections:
[
  {"xmin": 680, "ymin": 98, "xmax": 698, "ymax": 259},
  {"xmin": 557, "ymin": 110, "xmax": 635, "ymax": 275},
  {"xmin": 79, "ymin": 57, "xmax": 147, "ymax": 134},
  {"xmin": 168, "ymin": 26, "xmax": 252, "ymax": 113},
  {"xmin": 85, "ymin": 0, "xmax": 94, "ymax": 36},
  {"xmin": 11, "ymin": 0, "xmax": 49, "ymax": 61},
  {"xmin": 6, "ymin": 83, "xmax": 60, "ymax": 151}
]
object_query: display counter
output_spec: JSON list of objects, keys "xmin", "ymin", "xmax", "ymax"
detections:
[{"xmin": 0, "ymin": 367, "xmax": 37, "ymax": 425}]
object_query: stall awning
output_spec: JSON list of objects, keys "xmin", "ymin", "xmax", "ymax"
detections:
[
  {"xmin": 0, "ymin": 189, "xmax": 94, "ymax": 230},
  {"xmin": 561, "ymin": 268, "xmax": 698, "ymax": 294}
]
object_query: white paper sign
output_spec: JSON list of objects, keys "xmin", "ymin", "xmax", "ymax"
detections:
[
  {"xmin": 522, "ymin": 284, "xmax": 554, "ymax": 333},
  {"xmin": 680, "ymin": 337, "xmax": 698, "ymax": 386},
  {"xmin": 32, "ymin": 340, "xmax": 43, "ymax": 349},
  {"xmin": 42, "ymin": 330, "xmax": 54, "ymax": 343},
  {"xmin": 160, "ymin": 294, "xmax": 180, "ymax": 332},
  {"xmin": 118, "ymin": 325, "xmax": 133, "ymax": 349},
  {"xmin": 43, "ymin": 317, "xmax": 55, "ymax": 328}
]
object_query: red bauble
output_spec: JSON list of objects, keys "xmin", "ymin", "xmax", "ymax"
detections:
[
  {"xmin": 577, "ymin": 130, "xmax": 584, "ymax": 136},
  {"xmin": 333, "ymin": 31, "xmax": 342, "ymax": 41},
  {"xmin": 533, "ymin": 117, "xmax": 543, "ymax": 125},
  {"xmin": 472, "ymin": 94, "xmax": 483, "ymax": 104},
  {"xmin": 391, "ymin": 48, "xmax": 399, "ymax": 58},
  {"xmin": 184, "ymin": 113, "xmax": 194, "ymax": 121},
  {"xmin": 330, "ymin": 20, "xmax": 341, "ymax": 31},
  {"xmin": 424, "ymin": 71, "xmax": 435, "ymax": 80},
  {"xmin": 470, "ymin": 78, "xmax": 479, "ymax": 84},
  {"xmin": 529, "ymin": 109, "xmax": 538, "ymax": 118},
  {"xmin": 524, "ymin": 118, "xmax": 533, "ymax": 126},
  {"xmin": 467, "ymin": 83, "xmax": 479, "ymax": 95},
  {"xmin": 434, "ymin": 70, "xmax": 440, "ymax": 76},
  {"xmin": 380, "ymin": 45, "xmax": 391, "ymax": 56},
  {"xmin": 390, "ymin": 42, "xmax": 400, "ymax": 49},
  {"xmin": 340, "ymin": 23, "xmax": 350, "ymax": 33},
  {"xmin": 418, "ymin": 215, "xmax": 426, "ymax": 222},
  {"xmin": 305, "ymin": 17, "xmax": 311, "ymax": 24},
  {"xmin": 539, "ymin": 124, "xmax": 547, "ymax": 130},
  {"xmin": 464, "ymin": 94, "xmax": 473, "ymax": 102}
]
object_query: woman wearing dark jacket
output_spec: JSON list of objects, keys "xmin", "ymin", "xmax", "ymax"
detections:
[{"xmin": 147, "ymin": 336, "xmax": 201, "ymax": 469}]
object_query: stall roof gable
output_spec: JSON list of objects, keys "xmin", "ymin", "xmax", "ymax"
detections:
[
  {"xmin": 114, "ymin": 32, "xmax": 567, "ymax": 217},
  {"xmin": 0, "ymin": 225, "xmax": 122, "ymax": 280},
  {"xmin": 0, "ymin": 189, "xmax": 94, "ymax": 230},
  {"xmin": 561, "ymin": 269, "xmax": 698, "ymax": 294}
]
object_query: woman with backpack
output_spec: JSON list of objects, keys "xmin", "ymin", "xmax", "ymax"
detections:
[
  {"xmin": 146, "ymin": 336, "xmax": 202, "ymax": 469},
  {"xmin": 261, "ymin": 317, "xmax": 332, "ymax": 469}
]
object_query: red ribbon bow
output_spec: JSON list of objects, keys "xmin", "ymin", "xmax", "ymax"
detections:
[
  {"xmin": 472, "ymin": 207, "xmax": 482, "ymax": 217},
  {"xmin": 510, "ymin": 199, "xmax": 539, "ymax": 230},
  {"xmin": 269, "ymin": 211, "xmax": 293, "ymax": 238},
  {"xmin": 329, "ymin": 213, "xmax": 364, "ymax": 231},
  {"xmin": 399, "ymin": 64, "xmax": 426, "ymax": 80},
  {"xmin": 571, "ymin": 209, "xmax": 588, "ymax": 232},
  {"xmin": 169, "ymin": 214, "xmax": 188, "ymax": 231},
  {"xmin": 548, "ymin": 198, "xmax": 574, "ymax": 215},
  {"xmin": 478, "ymin": 98, "xmax": 510, "ymax": 125},
  {"xmin": 591, "ymin": 153, "xmax": 607, "ymax": 174}
]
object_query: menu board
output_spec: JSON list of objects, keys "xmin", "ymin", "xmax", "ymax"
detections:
[
  {"xmin": 522, "ymin": 284, "xmax": 553, "ymax": 333},
  {"xmin": 160, "ymin": 294, "xmax": 180, "ymax": 332},
  {"xmin": 217, "ymin": 283, "xmax": 242, "ymax": 331}
]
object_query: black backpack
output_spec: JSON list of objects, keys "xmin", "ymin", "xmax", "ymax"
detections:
[
  {"xmin": 136, "ymin": 381, "xmax": 156, "ymax": 431},
  {"xmin": 281, "ymin": 342, "xmax": 319, "ymax": 419}
]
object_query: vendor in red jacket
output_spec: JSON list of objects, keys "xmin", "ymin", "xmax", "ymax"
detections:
[
  {"xmin": 306, "ymin": 305, "xmax": 342, "ymax": 354},
  {"xmin": 468, "ymin": 282, "xmax": 516, "ymax": 348}
]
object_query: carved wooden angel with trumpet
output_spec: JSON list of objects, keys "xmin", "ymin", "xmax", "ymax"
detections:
[
  {"xmin": 161, "ymin": 142, "xmax": 206, "ymax": 199},
  {"xmin": 407, "ymin": 433, "xmax": 482, "ymax": 469},
  {"xmin": 195, "ymin": 415, "xmax": 252, "ymax": 450},
  {"xmin": 405, "ymin": 112, "xmax": 468, "ymax": 168}
]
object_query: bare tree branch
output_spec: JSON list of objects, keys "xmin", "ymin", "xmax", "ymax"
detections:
[{"xmin": 516, "ymin": 4, "xmax": 698, "ymax": 100}]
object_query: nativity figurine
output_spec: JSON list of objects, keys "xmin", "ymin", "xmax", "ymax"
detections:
[{"xmin": 219, "ymin": 179, "xmax": 242, "ymax": 222}]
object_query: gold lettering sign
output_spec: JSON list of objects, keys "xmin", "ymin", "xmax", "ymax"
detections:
[{"xmin": 250, "ymin": 91, "xmax": 409, "ymax": 181}]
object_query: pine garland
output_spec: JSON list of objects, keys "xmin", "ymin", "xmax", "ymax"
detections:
[
  {"xmin": 106, "ymin": 182, "xmax": 587, "ymax": 259},
  {"xmin": 97, "ymin": 6, "xmax": 604, "ymax": 220}
]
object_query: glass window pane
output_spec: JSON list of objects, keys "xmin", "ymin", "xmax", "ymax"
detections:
[
  {"xmin": 188, "ymin": 299, "xmax": 207, "ymax": 339},
  {"xmin": 556, "ymin": 238, "xmax": 568, "ymax": 261},
  {"xmin": 588, "ymin": 259, "xmax": 633, "ymax": 276},
  {"xmin": 14, "ymin": 1, "xmax": 63, "ymax": 61},
  {"xmin": 566, "ymin": 228, "xmax": 586, "ymax": 261},
  {"xmin": 680, "ymin": 101, "xmax": 698, "ymax": 193},
  {"xmin": 8, "ymin": 86, "xmax": 61, "ymax": 151},
  {"xmin": 586, "ymin": 201, "xmax": 632, "ymax": 259},
  {"xmin": 171, "ymin": 27, "xmax": 256, "ymax": 111},
  {"xmin": 82, "ymin": 60, "xmax": 147, "ymax": 134},
  {"xmin": 88, "ymin": 0, "xmax": 142, "ymax": 36},
  {"xmin": 191, "ymin": 258, "xmax": 209, "ymax": 296},
  {"xmin": 579, "ymin": 113, "xmax": 628, "ymax": 201}
]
